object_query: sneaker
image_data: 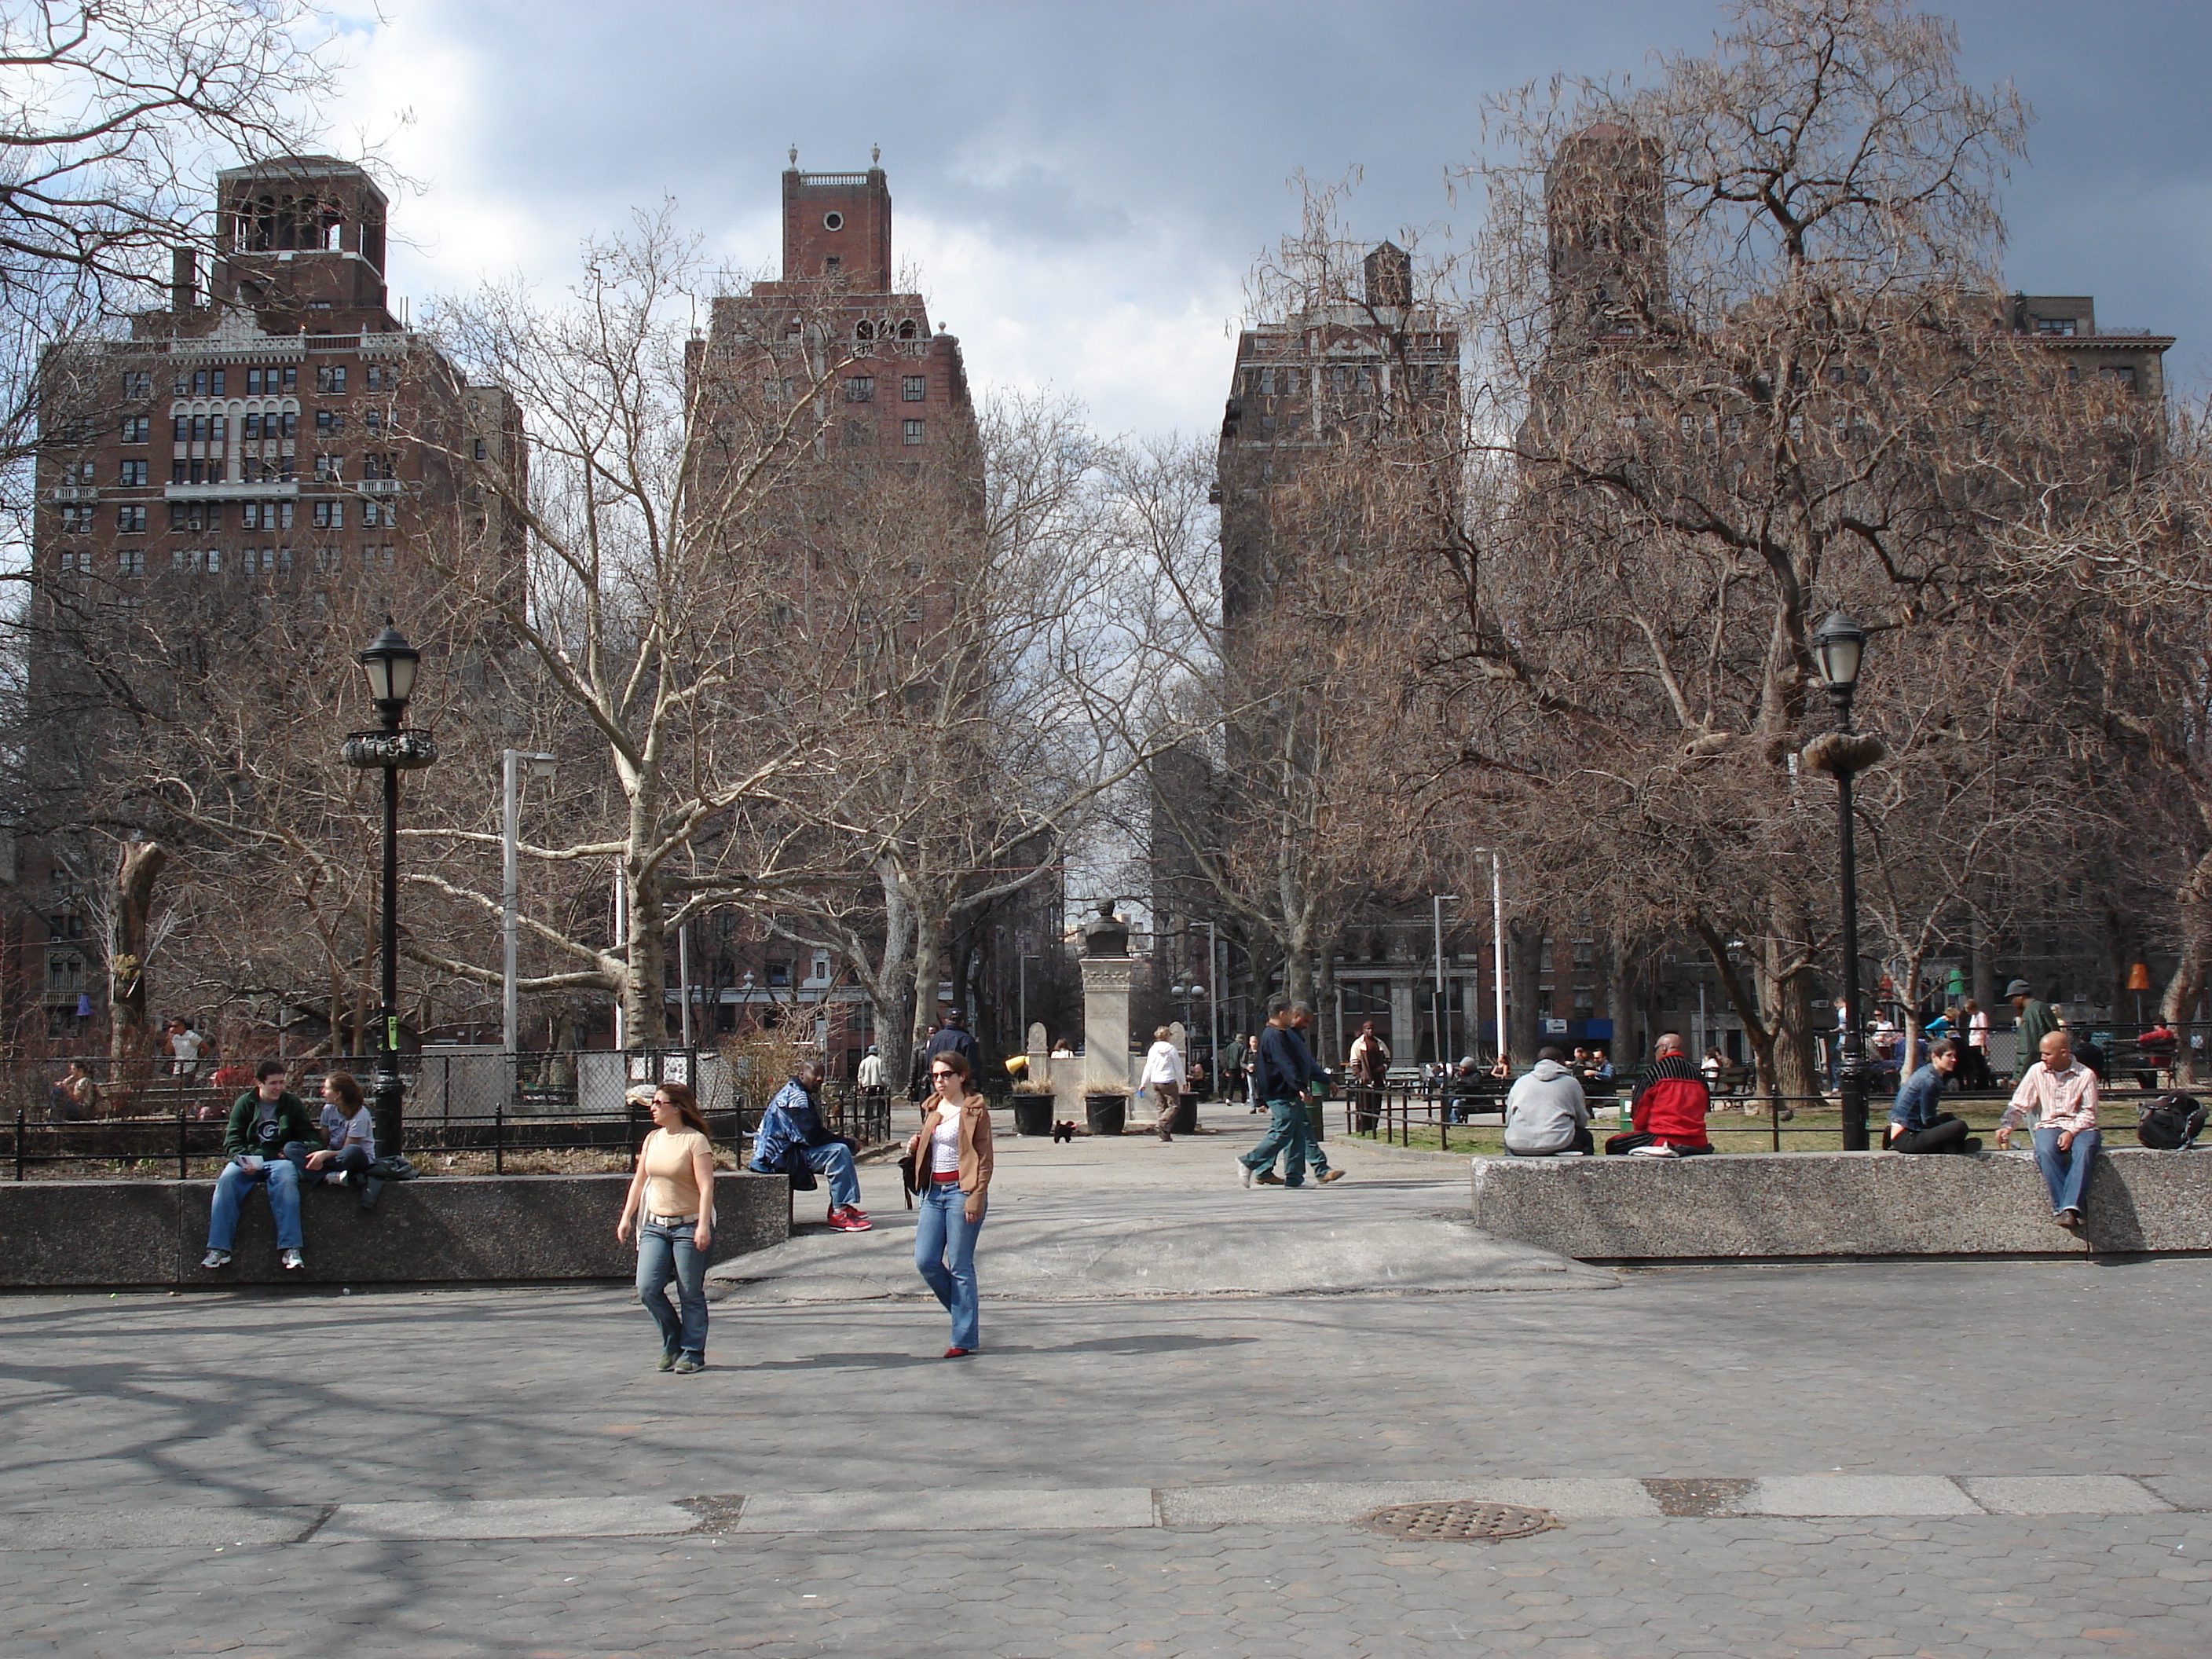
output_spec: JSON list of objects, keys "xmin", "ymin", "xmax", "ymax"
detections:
[
  {"xmin": 1254, "ymin": 1171, "xmax": 1285, "ymax": 1186},
  {"xmin": 327, "ymin": 1170, "xmax": 348, "ymax": 1188},
  {"xmin": 672, "ymin": 1356, "xmax": 703, "ymax": 1374},
  {"xmin": 1237, "ymin": 1160, "xmax": 1254, "ymax": 1188},
  {"xmin": 280, "ymin": 1248, "xmax": 305, "ymax": 1271},
  {"xmin": 2055, "ymin": 1208, "xmax": 2083, "ymax": 1229},
  {"xmin": 943, "ymin": 1346, "xmax": 972, "ymax": 1359},
  {"xmin": 828, "ymin": 1212, "xmax": 873, "ymax": 1232},
  {"xmin": 200, "ymin": 1249, "xmax": 231, "ymax": 1270},
  {"xmin": 657, "ymin": 1352, "xmax": 677, "ymax": 1372},
  {"xmin": 1318, "ymin": 1169, "xmax": 1346, "ymax": 1184}
]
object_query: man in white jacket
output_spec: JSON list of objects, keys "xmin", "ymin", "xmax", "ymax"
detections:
[{"xmin": 1503, "ymin": 1046, "xmax": 1594, "ymax": 1156}]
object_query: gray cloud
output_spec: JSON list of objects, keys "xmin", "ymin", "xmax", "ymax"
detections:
[{"xmin": 350, "ymin": 0, "xmax": 2211, "ymax": 434}]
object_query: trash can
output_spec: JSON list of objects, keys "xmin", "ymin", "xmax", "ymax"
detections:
[
  {"xmin": 1085, "ymin": 1093, "xmax": 1127, "ymax": 1137},
  {"xmin": 1170, "ymin": 1095, "xmax": 1199, "ymax": 1135}
]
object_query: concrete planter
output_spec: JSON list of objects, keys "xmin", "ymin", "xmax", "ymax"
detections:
[{"xmin": 1085, "ymin": 1093, "xmax": 1127, "ymax": 1137}]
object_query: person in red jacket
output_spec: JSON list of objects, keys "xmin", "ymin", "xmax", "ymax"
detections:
[{"xmin": 1606, "ymin": 1032, "xmax": 1714, "ymax": 1156}]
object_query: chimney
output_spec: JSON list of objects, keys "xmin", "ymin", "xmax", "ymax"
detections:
[{"xmin": 170, "ymin": 247, "xmax": 196, "ymax": 312}]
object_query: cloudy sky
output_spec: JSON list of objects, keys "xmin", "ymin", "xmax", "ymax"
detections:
[{"xmin": 315, "ymin": 0, "xmax": 2208, "ymax": 441}]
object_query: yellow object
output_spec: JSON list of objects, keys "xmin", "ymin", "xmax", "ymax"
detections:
[
  {"xmin": 2128, "ymin": 962, "xmax": 2153, "ymax": 992},
  {"xmin": 1005, "ymin": 1054, "xmax": 1029, "ymax": 1079}
]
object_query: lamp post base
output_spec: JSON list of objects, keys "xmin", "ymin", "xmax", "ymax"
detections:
[{"xmin": 372, "ymin": 1062, "xmax": 406, "ymax": 1158}]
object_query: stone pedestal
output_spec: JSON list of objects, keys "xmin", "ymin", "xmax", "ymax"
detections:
[{"xmin": 1081, "ymin": 955, "xmax": 1135, "ymax": 1095}]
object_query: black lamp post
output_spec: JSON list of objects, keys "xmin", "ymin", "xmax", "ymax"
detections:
[
  {"xmin": 1809, "ymin": 610, "xmax": 1877, "ymax": 1152},
  {"xmin": 342, "ymin": 620, "xmax": 437, "ymax": 1155}
]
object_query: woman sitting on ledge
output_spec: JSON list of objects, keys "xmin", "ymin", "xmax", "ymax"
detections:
[{"xmin": 1885, "ymin": 1039, "xmax": 1980, "ymax": 1154}]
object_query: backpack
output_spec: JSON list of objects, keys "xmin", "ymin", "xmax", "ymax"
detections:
[{"xmin": 2137, "ymin": 1093, "xmax": 2206, "ymax": 1151}]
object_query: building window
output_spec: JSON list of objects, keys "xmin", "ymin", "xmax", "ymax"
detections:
[
  {"xmin": 2104, "ymin": 364, "xmax": 2140, "ymax": 390},
  {"xmin": 766, "ymin": 959, "xmax": 791, "ymax": 988},
  {"xmin": 116, "ymin": 459, "xmax": 146, "ymax": 485},
  {"xmin": 366, "ymin": 364, "xmax": 397, "ymax": 391},
  {"xmin": 360, "ymin": 500, "xmax": 396, "ymax": 528},
  {"xmin": 316, "ymin": 364, "xmax": 347, "ymax": 393},
  {"xmin": 58, "ymin": 505, "xmax": 93, "ymax": 533},
  {"xmin": 119, "ymin": 549, "xmax": 145, "ymax": 577},
  {"xmin": 122, "ymin": 371, "xmax": 151, "ymax": 400},
  {"xmin": 312, "ymin": 500, "xmax": 344, "ymax": 529},
  {"xmin": 903, "ymin": 419, "xmax": 924, "ymax": 445},
  {"xmin": 313, "ymin": 453, "xmax": 342, "ymax": 482},
  {"xmin": 171, "ymin": 548, "xmax": 221, "ymax": 574},
  {"xmin": 472, "ymin": 438, "xmax": 487, "ymax": 460},
  {"xmin": 364, "ymin": 408, "xmax": 383, "ymax": 433},
  {"xmin": 903, "ymin": 375, "xmax": 925, "ymax": 402},
  {"xmin": 240, "ymin": 502, "xmax": 294, "ymax": 530},
  {"xmin": 115, "ymin": 505, "xmax": 146, "ymax": 533},
  {"xmin": 120, "ymin": 416, "xmax": 149, "ymax": 444},
  {"xmin": 843, "ymin": 419, "xmax": 872, "ymax": 448},
  {"xmin": 361, "ymin": 452, "xmax": 398, "ymax": 480},
  {"xmin": 244, "ymin": 367, "xmax": 298, "ymax": 394},
  {"xmin": 363, "ymin": 543, "xmax": 394, "ymax": 568},
  {"xmin": 56, "ymin": 549, "xmax": 91, "ymax": 575},
  {"xmin": 844, "ymin": 375, "xmax": 875, "ymax": 402},
  {"xmin": 178, "ymin": 368, "xmax": 228, "ymax": 396},
  {"xmin": 315, "ymin": 546, "xmax": 342, "ymax": 573},
  {"xmin": 170, "ymin": 502, "xmax": 220, "ymax": 532},
  {"xmin": 314, "ymin": 408, "xmax": 342, "ymax": 434}
]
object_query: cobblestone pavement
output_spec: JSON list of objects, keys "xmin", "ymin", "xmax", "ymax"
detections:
[{"xmin": 2, "ymin": 1115, "xmax": 2208, "ymax": 1655}]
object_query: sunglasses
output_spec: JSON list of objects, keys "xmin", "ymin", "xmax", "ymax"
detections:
[{"xmin": 930, "ymin": 1070, "xmax": 958, "ymax": 1079}]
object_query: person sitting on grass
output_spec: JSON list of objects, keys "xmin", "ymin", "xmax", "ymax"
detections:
[
  {"xmin": 748, "ymin": 1063, "xmax": 871, "ymax": 1232},
  {"xmin": 202, "ymin": 1060, "xmax": 318, "ymax": 1272},
  {"xmin": 1606, "ymin": 1033, "xmax": 1713, "ymax": 1157},
  {"xmin": 1884, "ymin": 1038, "xmax": 1980, "ymax": 1155},
  {"xmin": 1998, "ymin": 1029, "xmax": 2100, "ymax": 1230},
  {"xmin": 1503, "ymin": 1046, "xmax": 1593, "ymax": 1157}
]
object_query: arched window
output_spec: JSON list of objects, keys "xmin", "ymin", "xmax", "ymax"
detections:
[
  {"xmin": 854, "ymin": 320, "xmax": 874, "ymax": 342},
  {"xmin": 896, "ymin": 319, "xmax": 917, "ymax": 340}
]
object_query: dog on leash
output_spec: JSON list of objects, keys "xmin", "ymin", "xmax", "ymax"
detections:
[{"xmin": 1051, "ymin": 1120, "xmax": 1077, "ymax": 1143}]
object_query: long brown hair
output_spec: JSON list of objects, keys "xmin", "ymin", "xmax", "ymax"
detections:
[
  {"xmin": 324, "ymin": 1071, "xmax": 365, "ymax": 1111},
  {"xmin": 652, "ymin": 1079, "xmax": 712, "ymax": 1138}
]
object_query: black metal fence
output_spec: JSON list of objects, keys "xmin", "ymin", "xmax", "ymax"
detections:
[{"xmin": 4, "ymin": 1051, "xmax": 898, "ymax": 1180}]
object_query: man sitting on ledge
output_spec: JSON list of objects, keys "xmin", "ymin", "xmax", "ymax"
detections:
[
  {"xmin": 202, "ymin": 1060, "xmax": 319, "ymax": 1272},
  {"xmin": 1503, "ymin": 1046, "xmax": 1593, "ymax": 1157},
  {"xmin": 1998, "ymin": 1029, "xmax": 2100, "ymax": 1229},
  {"xmin": 749, "ymin": 1064, "xmax": 871, "ymax": 1232},
  {"xmin": 1885, "ymin": 1038, "xmax": 1981, "ymax": 1154},
  {"xmin": 1606, "ymin": 1032, "xmax": 1713, "ymax": 1157}
]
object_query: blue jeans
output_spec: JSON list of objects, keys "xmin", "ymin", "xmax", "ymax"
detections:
[
  {"xmin": 1240, "ymin": 1098, "xmax": 1308, "ymax": 1185},
  {"xmin": 800, "ymin": 1142, "xmax": 861, "ymax": 1210},
  {"xmin": 914, "ymin": 1181, "xmax": 984, "ymax": 1350},
  {"xmin": 2032, "ymin": 1127, "xmax": 2100, "ymax": 1215},
  {"xmin": 208, "ymin": 1157, "xmax": 302, "ymax": 1251},
  {"xmin": 635, "ymin": 1218, "xmax": 708, "ymax": 1361}
]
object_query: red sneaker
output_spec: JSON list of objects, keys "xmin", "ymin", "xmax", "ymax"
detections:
[
  {"xmin": 829, "ymin": 1212, "xmax": 873, "ymax": 1232},
  {"xmin": 943, "ymin": 1346, "xmax": 972, "ymax": 1359}
]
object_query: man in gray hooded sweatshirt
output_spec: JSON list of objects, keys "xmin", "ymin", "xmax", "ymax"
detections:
[{"xmin": 1503, "ymin": 1046, "xmax": 1594, "ymax": 1156}]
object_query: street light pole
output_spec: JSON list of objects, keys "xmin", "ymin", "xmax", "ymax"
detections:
[
  {"xmin": 1808, "ymin": 610, "xmax": 1881, "ymax": 1153},
  {"xmin": 1433, "ymin": 894, "xmax": 1457, "ymax": 1067},
  {"xmin": 501, "ymin": 749, "xmax": 556, "ymax": 1057},
  {"xmin": 1199, "ymin": 920, "xmax": 1221, "ymax": 1090},
  {"xmin": 343, "ymin": 621, "xmax": 435, "ymax": 1156}
]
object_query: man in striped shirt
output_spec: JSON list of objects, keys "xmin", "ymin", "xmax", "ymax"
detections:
[{"xmin": 1997, "ymin": 1030, "xmax": 2099, "ymax": 1229}]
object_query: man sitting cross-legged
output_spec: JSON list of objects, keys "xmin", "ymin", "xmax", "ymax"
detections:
[
  {"xmin": 749, "ymin": 1064, "xmax": 871, "ymax": 1232},
  {"xmin": 1885, "ymin": 1038, "xmax": 1980, "ymax": 1155},
  {"xmin": 1605, "ymin": 1032, "xmax": 1714, "ymax": 1157}
]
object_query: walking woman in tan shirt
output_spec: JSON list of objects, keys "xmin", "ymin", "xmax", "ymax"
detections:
[
  {"xmin": 909, "ymin": 1050, "xmax": 994, "ymax": 1357},
  {"xmin": 617, "ymin": 1082, "xmax": 717, "ymax": 1372}
]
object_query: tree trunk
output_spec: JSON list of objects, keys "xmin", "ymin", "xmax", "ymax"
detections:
[
  {"xmin": 621, "ymin": 855, "xmax": 666, "ymax": 1048},
  {"xmin": 108, "ymin": 840, "xmax": 165, "ymax": 1071},
  {"xmin": 1767, "ymin": 899, "xmax": 1821, "ymax": 1104},
  {"xmin": 2161, "ymin": 844, "xmax": 2212, "ymax": 1084},
  {"xmin": 1507, "ymin": 916, "xmax": 1544, "ymax": 1065}
]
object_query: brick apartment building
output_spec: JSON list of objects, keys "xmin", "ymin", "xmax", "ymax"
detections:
[
  {"xmin": 675, "ymin": 156, "xmax": 1056, "ymax": 1078},
  {"xmin": 14, "ymin": 155, "xmax": 525, "ymax": 1049}
]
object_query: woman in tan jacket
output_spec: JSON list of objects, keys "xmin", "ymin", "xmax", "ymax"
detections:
[{"xmin": 910, "ymin": 1049, "xmax": 993, "ymax": 1357}]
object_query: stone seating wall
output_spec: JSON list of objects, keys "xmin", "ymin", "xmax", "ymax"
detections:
[
  {"xmin": 0, "ymin": 1171, "xmax": 789, "ymax": 1288},
  {"xmin": 1470, "ymin": 1148, "xmax": 2212, "ymax": 1261}
]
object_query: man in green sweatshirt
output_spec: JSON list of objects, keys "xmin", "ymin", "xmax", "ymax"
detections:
[{"xmin": 202, "ymin": 1060, "xmax": 319, "ymax": 1271}]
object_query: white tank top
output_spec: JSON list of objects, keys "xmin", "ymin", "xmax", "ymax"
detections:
[{"xmin": 929, "ymin": 1106, "xmax": 962, "ymax": 1174}]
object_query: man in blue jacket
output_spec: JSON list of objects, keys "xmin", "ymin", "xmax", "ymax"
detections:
[
  {"xmin": 1234, "ymin": 998, "xmax": 1345, "ymax": 1189},
  {"xmin": 749, "ymin": 1064, "xmax": 871, "ymax": 1231}
]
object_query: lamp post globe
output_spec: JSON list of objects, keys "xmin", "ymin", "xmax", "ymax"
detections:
[{"xmin": 357, "ymin": 622, "xmax": 420, "ymax": 726}]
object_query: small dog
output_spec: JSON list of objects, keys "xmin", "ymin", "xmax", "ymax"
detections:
[{"xmin": 1051, "ymin": 1120, "xmax": 1077, "ymax": 1143}]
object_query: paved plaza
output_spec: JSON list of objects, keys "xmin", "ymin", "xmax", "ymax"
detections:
[{"xmin": 2, "ymin": 1116, "xmax": 2209, "ymax": 1656}]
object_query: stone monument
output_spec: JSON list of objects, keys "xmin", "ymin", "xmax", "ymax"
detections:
[{"xmin": 1079, "ymin": 901, "xmax": 1134, "ymax": 1097}]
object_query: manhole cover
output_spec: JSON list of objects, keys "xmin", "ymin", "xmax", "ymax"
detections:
[{"xmin": 1355, "ymin": 1500, "xmax": 1558, "ymax": 1542}]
